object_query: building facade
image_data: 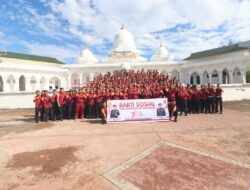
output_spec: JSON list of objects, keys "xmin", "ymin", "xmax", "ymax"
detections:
[{"xmin": 0, "ymin": 25, "xmax": 250, "ymax": 108}]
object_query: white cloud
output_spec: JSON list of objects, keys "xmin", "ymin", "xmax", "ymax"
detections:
[
  {"xmin": 3, "ymin": 0, "xmax": 250, "ymax": 62},
  {"xmin": 21, "ymin": 41, "xmax": 80, "ymax": 62},
  {"xmin": 0, "ymin": 31, "xmax": 4, "ymax": 39}
]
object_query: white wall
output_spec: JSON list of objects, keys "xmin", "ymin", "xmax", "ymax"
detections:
[{"xmin": 0, "ymin": 84, "xmax": 250, "ymax": 109}]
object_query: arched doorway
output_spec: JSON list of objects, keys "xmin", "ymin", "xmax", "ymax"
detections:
[
  {"xmin": 190, "ymin": 72, "xmax": 199, "ymax": 85},
  {"xmin": 82, "ymin": 73, "xmax": 89, "ymax": 85},
  {"xmin": 7, "ymin": 75, "xmax": 15, "ymax": 92},
  {"xmin": 246, "ymin": 70, "xmax": 250, "ymax": 83},
  {"xmin": 222, "ymin": 68, "xmax": 230, "ymax": 84},
  {"xmin": 19, "ymin": 75, "xmax": 26, "ymax": 91},
  {"xmin": 171, "ymin": 70, "xmax": 180, "ymax": 81},
  {"xmin": 0, "ymin": 76, "xmax": 3, "ymax": 92},
  {"xmin": 232, "ymin": 67, "xmax": 242, "ymax": 84},
  {"xmin": 30, "ymin": 76, "xmax": 37, "ymax": 91},
  {"xmin": 202, "ymin": 71, "xmax": 209, "ymax": 84},
  {"xmin": 40, "ymin": 77, "xmax": 46, "ymax": 90},
  {"xmin": 49, "ymin": 77, "xmax": 61, "ymax": 90},
  {"xmin": 71, "ymin": 73, "xmax": 80, "ymax": 88},
  {"xmin": 211, "ymin": 70, "xmax": 219, "ymax": 84}
]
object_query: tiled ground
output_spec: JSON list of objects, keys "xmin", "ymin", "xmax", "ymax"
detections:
[{"xmin": 0, "ymin": 101, "xmax": 249, "ymax": 189}]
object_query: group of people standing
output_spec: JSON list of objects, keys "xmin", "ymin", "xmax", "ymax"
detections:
[{"xmin": 33, "ymin": 69, "xmax": 223, "ymax": 124}]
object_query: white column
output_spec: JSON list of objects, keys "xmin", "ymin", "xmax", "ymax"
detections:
[
  {"xmin": 14, "ymin": 77, "xmax": 19, "ymax": 92},
  {"xmin": 68, "ymin": 74, "xmax": 71, "ymax": 89},
  {"xmin": 199, "ymin": 73, "xmax": 203, "ymax": 85},
  {"xmin": 79, "ymin": 73, "xmax": 83, "ymax": 87},
  {"xmin": 26, "ymin": 77, "xmax": 31, "ymax": 91},
  {"xmin": 208, "ymin": 73, "xmax": 212, "ymax": 84},
  {"xmin": 242, "ymin": 69, "xmax": 246, "ymax": 84},
  {"xmin": 229, "ymin": 71, "xmax": 233, "ymax": 84},
  {"xmin": 89, "ymin": 73, "xmax": 94, "ymax": 81},
  {"xmin": 218, "ymin": 71, "xmax": 222, "ymax": 84}
]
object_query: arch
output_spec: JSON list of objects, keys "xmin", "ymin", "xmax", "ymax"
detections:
[
  {"xmin": 0, "ymin": 75, "xmax": 3, "ymax": 92},
  {"xmin": 30, "ymin": 76, "xmax": 37, "ymax": 91},
  {"xmin": 71, "ymin": 73, "xmax": 80, "ymax": 87},
  {"xmin": 190, "ymin": 72, "xmax": 199, "ymax": 85},
  {"xmin": 171, "ymin": 70, "xmax": 180, "ymax": 81},
  {"xmin": 246, "ymin": 70, "xmax": 250, "ymax": 83},
  {"xmin": 40, "ymin": 77, "xmax": 46, "ymax": 90},
  {"xmin": 82, "ymin": 73, "xmax": 89, "ymax": 85},
  {"xmin": 211, "ymin": 70, "xmax": 219, "ymax": 84},
  {"xmin": 19, "ymin": 75, "xmax": 26, "ymax": 91},
  {"xmin": 49, "ymin": 76, "xmax": 61, "ymax": 90},
  {"xmin": 7, "ymin": 74, "xmax": 15, "ymax": 92},
  {"xmin": 232, "ymin": 67, "xmax": 242, "ymax": 84},
  {"xmin": 222, "ymin": 68, "xmax": 230, "ymax": 84},
  {"xmin": 161, "ymin": 70, "xmax": 168, "ymax": 75},
  {"xmin": 202, "ymin": 71, "xmax": 209, "ymax": 84}
]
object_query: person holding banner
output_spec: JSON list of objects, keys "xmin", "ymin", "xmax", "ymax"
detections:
[
  {"xmin": 169, "ymin": 100, "xmax": 178, "ymax": 122},
  {"xmin": 101, "ymin": 102, "xmax": 107, "ymax": 124}
]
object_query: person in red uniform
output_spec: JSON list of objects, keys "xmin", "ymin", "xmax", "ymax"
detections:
[
  {"xmin": 75, "ymin": 89, "xmax": 85, "ymax": 120},
  {"xmin": 207, "ymin": 84, "xmax": 215, "ymax": 113},
  {"xmin": 34, "ymin": 90, "xmax": 43, "ymax": 123},
  {"xmin": 101, "ymin": 102, "xmax": 107, "ymax": 124},
  {"xmin": 87, "ymin": 90, "xmax": 95, "ymax": 119},
  {"xmin": 192, "ymin": 86, "xmax": 201, "ymax": 113},
  {"xmin": 58, "ymin": 88, "xmax": 66, "ymax": 121},
  {"xmin": 95, "ymin": 89, "xmax": 103, "ymax": 118},
  {"xmin": 43, "ymin": 90, "xmax": 52, "ymax": 122},
  {"xmin": 186, "ymin": 85, "xmax": 193, "ymax": 114},
  {"xmin": 215, "ymin": 83, "xmax": 223, "ymax": 114},
  {"xmin": 66, "ymin": 90, "xmax": 74, "ymax": 120},
  {"xmin": 51, "ymin": 90, "xmax": 58, "ymax": 121},
  {"xmin": 178, "ymin": 86, "xmax": 188, "ymax": 116}
]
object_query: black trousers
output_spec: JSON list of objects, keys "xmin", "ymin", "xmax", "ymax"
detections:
[
  {"xmin": 207, "ymin": 97, "xmax": 215, "ymax": 113},
  {"xmin": 51, "ymin": 102, "xmax": 58, "ymax": 121},
  {"xmin": 192, "ymin": 99, "xmax": 200, "ymax": 113},
  {"xmin": 200, "ymin": 99, "xmax": 206, "ymax": 113},
  {"xmin": 215, "ymin": 97, "xmax": 223, "ymax": 113},
  {"xmin": 58, "ymin": 104, "xmax": 65, "ymax": 121},
  {"xmin": 44, "ymin": 108, "xmax": 50, "ymax": 122},
  {"xmin": 95, "ymin": 102, "xmax": 102, "ymax": 118},
  {"xmin": 180, "ymin": 99, "xmax": 187, "ymax": 116},
  {"xmin": 101, "ymin": 113, "xmax": 107, "ymax": 124},
  {"xmin": 88, "ymin": 105, "xmax": 94, "ymax": 118},
  {"xmin": 67, "ymin": 103, "xmax": 73, "ymax": 119},
  {"xmin": 170, "ymin": 111, "xmax": 178, "ymax": 122},
  {"xmin": 35, "ymin": 107, "xmax": 42, "ymax": 123},
  {"xmin": 187, "ymin": 100, "xmax": 192, "ymax": 113}
]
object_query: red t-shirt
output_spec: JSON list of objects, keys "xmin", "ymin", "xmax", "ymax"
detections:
[
  {"xmin": 178, "ymin": 90, "xmax": 187, "ymax": 100},
  {"xmin": 215, "ymin": 88, "xmax": 223, "ymax": 96},
  {"xmin": 34, "ymin": 95, "xmax": 42, "ymax": 108},
  {"xmin": 43, "ymin": 95, "xmax": 52, "ymax": 109},
  {"xmin": 95, "ymin": 93, "xmax": 103, "ymax": 103},
  {"xmin": 76, "ymin": 93, "xmax": 85, "ymax": 104},
  {"xmin": 88, "ymin": 94, "xmax": 94, "ymax": 106},
  {"xmin": 167, "ymin": 90, "xmax": 176, "ymax": 102},
  {"xmin": 67, "ymin": 94, "xmax": 74, "ymax": 104},
  {"xmin": 51, "ymin": 95, "xmax": 57, "ymax": 103},
  {"xmin": 59, "ymin": 92, "xmax": 66, "ymax": 105}
]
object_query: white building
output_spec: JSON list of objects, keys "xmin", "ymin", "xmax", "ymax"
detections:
[{"xmin": 0, "ymin": 25, "xmax": 250, "ymax": 108}]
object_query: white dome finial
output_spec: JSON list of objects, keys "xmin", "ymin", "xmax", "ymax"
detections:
[{"xmin": 121, "ymin": 24, "xmax": 125, "ymax": 30}]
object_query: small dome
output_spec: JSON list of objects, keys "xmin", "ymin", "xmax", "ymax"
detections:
[
  {"xmin": 151, "ymin": 41, "xmax": 172, "ymax": 62},
  {"xmin": 111, "ymin": 24, "xmax": 138, "ymax": 53},
  {"xmin": 77, "ymin": 48, "xmax": 99, "ymax": 64}
]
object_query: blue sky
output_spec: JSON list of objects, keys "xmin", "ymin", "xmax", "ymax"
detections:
[{"xmin": 0, "ymin": 0, "xmax": 250, "ymax": 64}]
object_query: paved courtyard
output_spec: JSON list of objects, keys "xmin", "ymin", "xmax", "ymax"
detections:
[{"xmin": 0, "ymin": 100, "xmax": 250, "ymax": 190}]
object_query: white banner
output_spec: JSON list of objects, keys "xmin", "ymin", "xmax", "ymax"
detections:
[{"xmin": 107, "ymin": 98, "xmax": 169, "ymax": 123}]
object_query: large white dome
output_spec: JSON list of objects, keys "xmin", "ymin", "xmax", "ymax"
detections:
[
  {"xmin": 77, "ymin": 48, "xmax": 99, "ymax": 64},
  {"xmin": 111, "ymin": 24, "xmax": 138, "ymax": 53},
  {"xmin": 151, "ymin": 41, "xmax": 172, "ymax": 62}
]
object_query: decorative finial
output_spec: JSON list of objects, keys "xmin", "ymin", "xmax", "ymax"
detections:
[
  {"xmin": 160, "ymin": 40, "xmax": 163, "ymax": 47},
  {"xmin": 121, "ymin": 24, "xmax": 125, "ymax": 30}
]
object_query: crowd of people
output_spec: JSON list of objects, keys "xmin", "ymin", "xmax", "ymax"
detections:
[{"xmin": 33, "ymin": 69, "xmax": 223, "ymax": 124}]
